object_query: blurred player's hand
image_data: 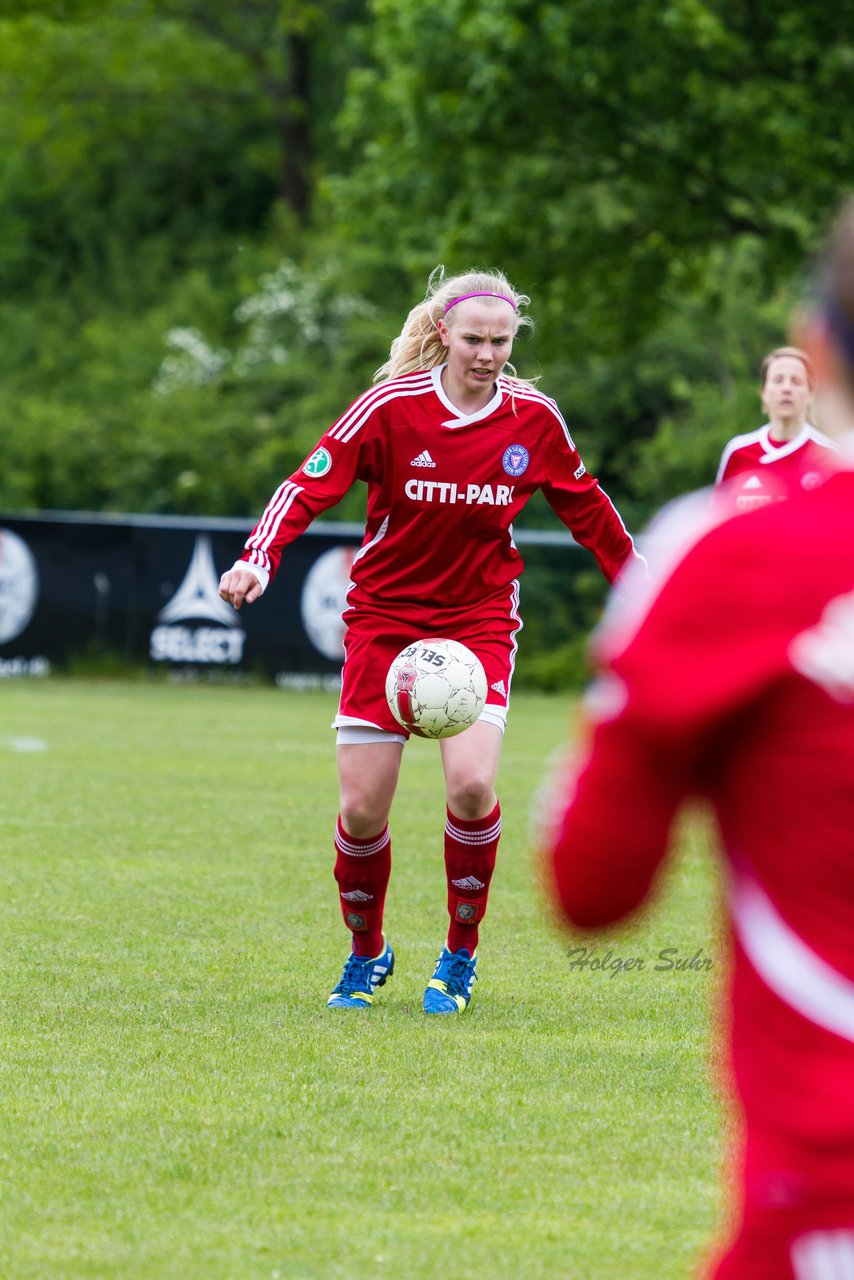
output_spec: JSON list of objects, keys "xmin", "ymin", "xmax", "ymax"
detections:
[{"xmin": 218, "ymin": 568, "xmax": 264, "ymax": 610}]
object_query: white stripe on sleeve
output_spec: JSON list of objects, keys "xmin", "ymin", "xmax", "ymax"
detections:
[
  {"xmin": 731, "ymin": 870, "xmax": 854, "ymax": 1044},
  {"xmin": 246, "ymin": 480, "xmax": 304, "ymax": 557}
]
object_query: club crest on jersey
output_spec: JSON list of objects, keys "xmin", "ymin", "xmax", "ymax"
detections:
[
  {"xmin": 303, "ymin": 447, "xmax": 332, "ymax": 477},
  {"xmin": 502, "ymin": 444, "xmax": 529, "ymax": 476}
]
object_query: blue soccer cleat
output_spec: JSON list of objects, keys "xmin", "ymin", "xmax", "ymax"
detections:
[
  {"xmin": 327, "ymin": 936, "xmax": 394, "ymax": 1009},
  {"xmin": 423, "ymin": 946, "xmax": 477, "ymax": 1014}
]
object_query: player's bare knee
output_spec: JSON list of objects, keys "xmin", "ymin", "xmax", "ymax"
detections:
[
  {"xmin": 446, "ymin": 773, "xmax": 495, "ymax": 820},
  {"xmin": 338, "ymin": 794, "xmax": 388, "ymax": 840}
]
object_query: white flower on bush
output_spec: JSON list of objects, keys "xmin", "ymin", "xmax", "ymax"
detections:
[
  {"xmin": 153, "ymin": 328, "xmax": 230, "ymax": 394},
  {"xmin": 232, "ymin": 260, "xmax": 370, "ymax": 375},
  {"xmin": 153, "ymin": 261, "xmax": 372, "ymax": 393}
]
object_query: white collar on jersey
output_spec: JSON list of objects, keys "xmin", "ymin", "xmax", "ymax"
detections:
[
  {"xmin": 758, "ymin": 421, "xmax": 824, "ymax": 462},
  {"xmin": 431, "ymin": 363, "xmax": 504, "ymax": 428}
]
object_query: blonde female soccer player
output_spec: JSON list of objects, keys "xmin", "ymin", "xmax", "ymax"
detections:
[{"xmin": 220, "ymin": 267, "xmax": 638, "ymax": 1013}]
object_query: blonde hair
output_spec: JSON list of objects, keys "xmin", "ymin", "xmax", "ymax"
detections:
[
  {"xmin": 760, "ymin": 345, "xmax": 815, "ymax": 389},
  {"xmin": 374, "ymin": 266, "xmax": 535, "ymax": 385}
]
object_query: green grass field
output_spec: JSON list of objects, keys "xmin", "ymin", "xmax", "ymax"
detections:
[{"xmin": 1, "ymin": 679, "xmax": 726, "ymax": 1279}]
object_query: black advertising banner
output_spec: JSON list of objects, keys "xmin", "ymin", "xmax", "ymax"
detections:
[
  {"xmin": 0, "ymin": 512, "xmax": 587, "ymax": 682},
  {"xmin": 0, "ymin": 513, "xmax": 362, "ymax": 683}
]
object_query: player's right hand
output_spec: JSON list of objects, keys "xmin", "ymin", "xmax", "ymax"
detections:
[{"xmin": 218, "ymin": 568, "xmax": 264, "ymax": 610}]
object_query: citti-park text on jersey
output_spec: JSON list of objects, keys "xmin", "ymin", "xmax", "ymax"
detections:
[{"xmin": 404, "ymin": 480, "xmax": 515, "ymax": 506}]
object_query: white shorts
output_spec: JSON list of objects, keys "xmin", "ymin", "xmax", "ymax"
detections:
[{"xmin": 335, "ymin": 705, "xmax": 507, "ymax": 747}]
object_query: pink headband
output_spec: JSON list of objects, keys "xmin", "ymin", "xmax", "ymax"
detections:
[{"xmin": 442, "ymin": 291, "xmax": 518, "ymax": 315}]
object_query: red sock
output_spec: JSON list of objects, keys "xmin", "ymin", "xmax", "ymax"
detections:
[
  {"xmin": 333, "ymin": 818, "xmax": 391, "ymax": 957},
  {"xmin": 444, "ymin": 801, "xmax": 501, "ymax": 954}
]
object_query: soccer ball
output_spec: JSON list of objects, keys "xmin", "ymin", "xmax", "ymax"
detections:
[{"xmin": 386, "ymin": 638, "xmax": 488, "ymax": 739}]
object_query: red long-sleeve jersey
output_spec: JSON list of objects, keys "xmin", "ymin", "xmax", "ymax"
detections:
[
  {"xmin": 715, "ymin": 423, "xmax": 839, "ymax": 513},
  {"xmin": 239, "ymin": 366, "xmax": 635, "ymax": 612},
  {"xmin": 547, "ymin": 467, "xmax": 854, "ymax": 1152}
]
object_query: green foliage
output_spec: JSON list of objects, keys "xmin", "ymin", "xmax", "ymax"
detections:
[
  {"xmin": 0, "ymin": 239, "xmax": 386, "ymax": 517},
  {"xmin": 514, "ymin": 554, "xmax": 609, "ymax": 689},
  {"xmin": 318, "ymin": 0, "xmax": 854, "ymax": 520},
  {"xmin": 328, "ymin": 0, "xmax": 854, "ymax": 331},
  {"xmin": 1, "ymin": 0, "xmax": 852, "ymax": 603},
  {"xmin": 594, "ymin": 237, "xmax": 799, "ymax": 515},
  {"xmin": 0, "ymin": 8, "xmax": 274, "ymax": 290}
]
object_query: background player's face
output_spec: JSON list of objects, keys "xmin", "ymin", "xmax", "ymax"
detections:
[
  {"xmin": 438, "ymin": 300, "xmax": 515, "ymax": 395},
  {"xmin": 760, "ymin": 355, "xmax": 812, "ymax": 425}
]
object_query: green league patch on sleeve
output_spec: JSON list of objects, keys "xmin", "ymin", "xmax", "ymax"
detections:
[{"xmin": 303, "ymin": 447, "xmax": 332, "ymax": 477}]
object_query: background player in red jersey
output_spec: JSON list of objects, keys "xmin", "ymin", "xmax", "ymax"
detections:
[
  {"xmin": 219, "ymin": 266, "xmax": 637, "ymax": 1014},
  {"xmin": 543, "ymin": 204, "xmax": 854, "ymax": 1278},
  {"xmin": 715, "ymin": 346, "xmax": 837, "ymax": 511}
]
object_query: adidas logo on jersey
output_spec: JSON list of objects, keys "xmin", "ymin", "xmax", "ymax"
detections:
[
  {"xmin": 340, "ymin": 889, "xmax": 374, "ymax": 903},
  {"xmin": 410, "ymin": 450, "xmax": 437, "ymax": 468},
  {"xmin": 452, "ymin": 875, "xmax": 486, "ymax": 891},
  {"xmin": 490, "ymin": 679, "xmax": 507, "ymax": 697},
  {"xmin": 742, "ymin": 475, "xmax": 763, "ymax": 489}
]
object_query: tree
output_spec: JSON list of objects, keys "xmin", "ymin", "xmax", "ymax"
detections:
[
  {"xmin": 147, "ymin": 0, "xmax": 346, "ymax": 221},
  {"xmin": 328, "ymin": 0, "xmax": 854, "ymax": 347},
  {"xmin": 321, "ymin": 0, "xmax": 853, "ymax": 508},
  {"xmin": 0, "ymin": 0, "xmax": 368, "ymax": 290}
]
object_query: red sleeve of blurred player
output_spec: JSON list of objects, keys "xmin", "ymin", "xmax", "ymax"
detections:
[{"xmin": 546, "ymin": 497, "xmax": 776, "ymax": 928}]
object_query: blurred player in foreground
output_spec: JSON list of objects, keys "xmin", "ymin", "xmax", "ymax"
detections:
[
  {"xmin": 544, "ymin": 202, "xmax": 854, "ymax": 1278},
  {"xmin": 715, "ymin": 345, "xmax": 837, "ymax": 511},
  {"xmin": 219, "ymin": 267, "xmax": 637, "ymax": 1014}
]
